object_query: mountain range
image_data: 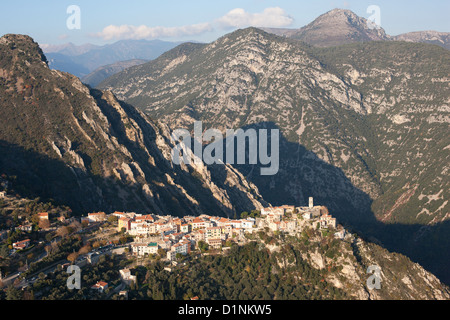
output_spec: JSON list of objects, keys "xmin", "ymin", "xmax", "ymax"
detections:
[
  {"xmin": 98, "ymin": 16, "xmax": 450, "ymax": 283},
  {"xmin": 42, "ymin": 39, "xmax": 182, "ymax": 79},
  {"xmin": 42, "ymin": 8, "xmax": 449, "ymax": 87},
  {"xmin": 0, "ymin": 34, "xmax": 265, "ymax": 220},
  {"xmin": 1, "ymin": 8, "xmax": 449, "ymax": 287},
  {"xmin": 81, "ymin": 59, "xmax": 148, "ymax": 88},
  {"xmin": 261, "ymin": 9, "xmax": 450, "ymax": 50}
]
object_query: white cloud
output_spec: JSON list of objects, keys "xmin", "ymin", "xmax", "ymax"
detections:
[
  {"xmin": 95, "ymin": 22, "xmax": 213, "ymax": 41},
  {"xmin": 216, "ymin": 7, "xmax": 294, "ymax": 29},
  {"xmin": 94, "ymin": 7, "xmax": 294, "ymax": 41}
]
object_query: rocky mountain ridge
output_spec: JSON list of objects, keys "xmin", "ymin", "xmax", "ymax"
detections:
[
  {"xmin": 262, "ymin": 9, "xmax": 449, "ymax": 49},
  {"xmin": 98, "ymin": 27, "xmax": 450, "ymax": 284},
  {"xmin": 0, "ymin": 34, "xmax": 265, "ymax": 218}
]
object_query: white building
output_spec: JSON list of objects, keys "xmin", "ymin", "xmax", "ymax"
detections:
[
  {"xmin": 131, "ymin": 242, "xmax": 159, "ymax": 256},
  {"xmin": 172, "ymin": 241, "xmax": 189, "ymax": 255},
  {"xmin": 302, "ymin": 212, "xmax": 312, "ymax": 220},
  {"xmin": 241, "ymin": 219, "xmax": 255, "ymax": 230},
  {"xmin": 119, "ymin": 269, "xmax": 137, "ymax": 285}
]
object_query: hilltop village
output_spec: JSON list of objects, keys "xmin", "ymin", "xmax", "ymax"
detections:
[
  {"xmin": 84, "ymin": 197, "xmax": 344, "ymax": 261},
  {"xmin": 1, "ymin": 188, "xmax": 347, "ymax": 297}
]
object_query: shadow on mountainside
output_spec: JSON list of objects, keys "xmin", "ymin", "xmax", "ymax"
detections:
[
  {"xmin": 220, "ymin": 122, "xmax": 449, "ymax": 286},
  {"xmin": 91, "ymin": 88, "xmax": 261, "ymax": 217},
  {"xmin": 0, "ymin": 139, "xmax": 150, "ymax": 214},
  {"xmin": 0, "ymin": 119, "xmax": 448, "ymax": 285}
]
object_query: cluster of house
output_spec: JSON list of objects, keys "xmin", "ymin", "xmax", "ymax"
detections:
[
  {"xmin": 113, "ymin": 211, "xmax": 258, "ymax": 260},
  {"xmin": 80, "ymin": 197, "xmax": 344, "ymax": 263},
  {"xmin": 261, "ymin": 198, "xmax": 338, "ymax": 232},
  {"xmin": 85, "ymin": 198, "xmax": 346, "ymax": 297},
  {"xmin": 90, "ymin": 268, "xmax": 136, "ymax": 297}
]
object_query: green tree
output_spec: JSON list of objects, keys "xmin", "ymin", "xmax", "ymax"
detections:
[
  {"xmin": 6, "ymin": 285, "xmax": 23, "ymax": 300},
  {"xmin": 198, "ymin": 241, "xmax": 209, "ymax": 253}
]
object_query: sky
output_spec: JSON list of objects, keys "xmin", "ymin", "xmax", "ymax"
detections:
[{"xmin": 0, "ymin": 0, "xmax": 449, "ymax": 46}]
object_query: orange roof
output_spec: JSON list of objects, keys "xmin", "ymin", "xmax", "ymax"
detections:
[
  {"xmin": 136, "ymin": 215, "xmax": 154, "ymax": 220},
  {"xmin": 14, "ymin": 239, "xmax": 31, "ymax": 244},
  {"xmin": 92, "ymin": 281, "xmax": 108, "ymax": 288}
]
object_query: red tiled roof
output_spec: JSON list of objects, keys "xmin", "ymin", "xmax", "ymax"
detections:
[{"xmin": 92, "ymin": 281, "xmax": 108, "ymax": 288}]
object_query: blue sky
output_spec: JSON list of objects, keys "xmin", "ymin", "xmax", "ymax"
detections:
[{"xmin": 0, "ymin": 0, "xmax": 449, "ymax": 46}]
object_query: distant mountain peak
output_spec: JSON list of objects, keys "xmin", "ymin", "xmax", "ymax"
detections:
[
  {"xmin": 322, "ymin": 8, "xmax": 358, "ymax": 17},
  {"xmin": 261, "ymin": 8, "xmax": 391, "ymax": 47},
  {"xmin": 290, "ymin": 8, "xmax": 390, "ymax": 47}
]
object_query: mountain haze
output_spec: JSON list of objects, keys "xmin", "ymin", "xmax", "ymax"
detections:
[
  {"xmin": 81, "ymin": 59, "xmax": 148, "ymax": 87},
  {"xmin": 44, "ymin": 39, "xmax": 181, "ymax": 78}
]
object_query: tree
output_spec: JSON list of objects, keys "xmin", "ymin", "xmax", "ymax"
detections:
[
  {"xmin": 6, "ymin": 285, "xmax": 23, "ymax": 300},
  {"xmin": 108, "ymin": 215, "xmax": 118, "ymax": 223},
  {"xmin": 39, "ymin": 219, "xmax": 50, "ymax": 230},
  {"xmin": 198, "ymin": 241, "xmax": 209, "ymax": 253},
  {"xmin": 45, "ymin": 232, "xmax": 53, "ymax": 242},
  {"xmin": 78, "ymin": 244, "xmax": 92, "ymax": 255},
  {"xmin": 67, "ymin": 252, "xmax": 79, "ymax": 263},
  {"xmin": 157, "ymin": 248, "xmax": 166, "ymax": 258},
  {"xmin": 56, "ymin": 226, "xmax": 70, "ymax": 238},
  {"xmin": 0, "ymin": 244, "xmax": 9, "ymax": 258}
]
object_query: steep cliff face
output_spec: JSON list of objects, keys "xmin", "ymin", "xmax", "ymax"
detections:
[
  {"xmin": 98, "ymin": 27, "xmax": 449, "ymax": 284},
  {"xmin": 0, "ymin": 34, "xmax": 265, "ymax": 217},
  {"xmin": 288, "ymin": 8, "xmax": 391, "ymax": 47},
  {"xmin": 262, "ymin": 9, "xmax": 450, "ymax": 50},
  {"xmin": 99, "ymin": 27, "xmax": 449, "ymax": 226},
  {"xmin": 263, "ymin": 229, "xmax": 450, "ymax": 300}
]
